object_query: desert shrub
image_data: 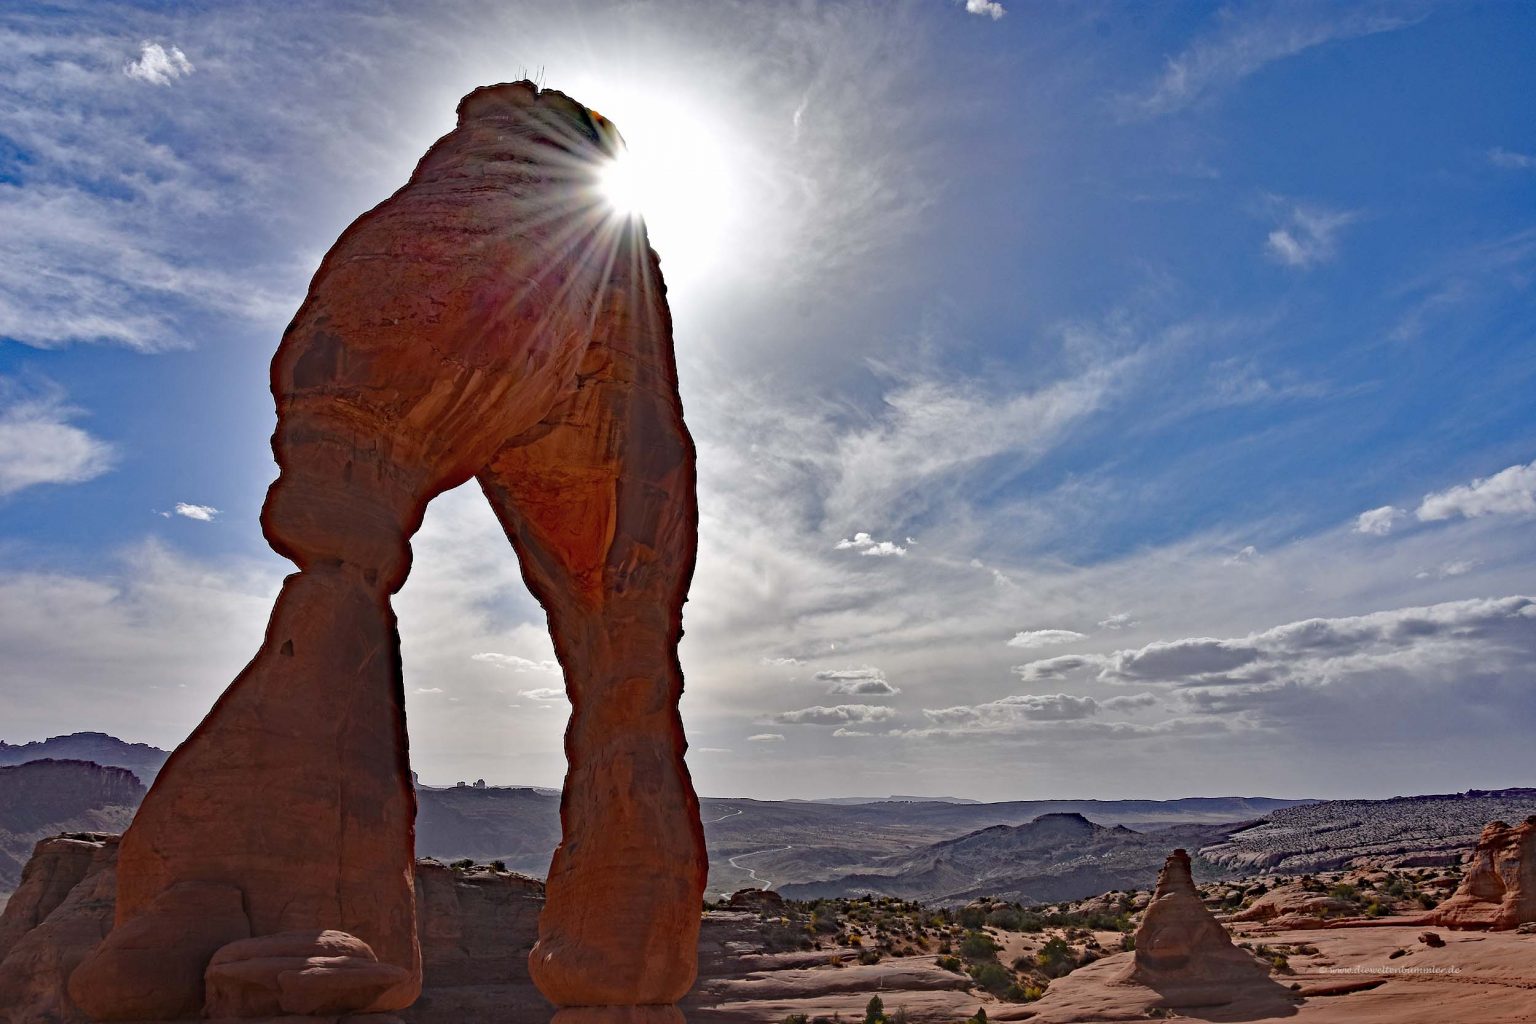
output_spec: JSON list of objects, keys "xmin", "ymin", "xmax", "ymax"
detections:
[
  {"xmin": 958, "ymin": 905, "xmax": 988, "ymax": 929},
  {"xmin": 889, "ymin": 1009, "xmax": 910, "ymax": 1024},
  {"xmin": 858, "ymin": 948, "xmax": 881, "ymax": 965},
  {"xmin": 781, "ymin": 1016, "xmax": 809, "ymax": 1024},
  {"xmin": 986, "ymin": 906, "xmax": 1024, "ymax": 930},
  {"xmin": 449, "ymin": 858, "xmax": 474, "ymax": 870},
  {"xmin": 1120, "ymin": 933, "xmax": 1136, "ymax": 952},
  {"xmin": 959, "ymin": 930, "xmax": 999, "ymax": 962},
  {"xmin": 969, "ymin": 961, "xmax": 1012, "ymax": 995},
  {"xmin": 863, "ymin": 995, "xmax": 885, "ymax": 1024},
  {"xmin": 1037, "ymin": 937, "xmax": 1076, "ymax": 978},
  {"xmin": 1365, "ymin": 901, "xmax": 1389, "ymax": 918},
  {"xmin": 937, "ymin": 955, "xmax": 964, "ymax": 973},
  {"xmin": 1328, "ymin": 883, "xmax": 1358, "ymax": 901}
]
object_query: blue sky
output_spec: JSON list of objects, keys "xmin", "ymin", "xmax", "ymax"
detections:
[{"xmin": 2, "ymin": 0, "xmax": 1533, "ymax": 800}]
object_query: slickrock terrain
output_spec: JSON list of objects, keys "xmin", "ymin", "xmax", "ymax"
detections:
[
  {"xmin": 0, "ymin": 762, "xmax": 141, "ymax": 896},
  {"xmin": 1433, "ymin": 816, "xmax": 1536, "ymax": 930}
]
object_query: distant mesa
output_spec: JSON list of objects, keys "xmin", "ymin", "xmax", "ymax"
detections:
[
  {"xmin": 0, "ymin": 734, "xmax": 168, "ymax": 787},
  {"xmin": 1434, "ymin": 816, "xmax": 1536, "ymax": 930}
]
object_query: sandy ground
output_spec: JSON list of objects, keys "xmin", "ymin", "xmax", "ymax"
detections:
[{"xmin": 684, "ymin": 922, "xmax": 1536, "ymax": 1023}]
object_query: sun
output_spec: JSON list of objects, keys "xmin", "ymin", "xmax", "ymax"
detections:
[{"xmin": 586, "ymin": 92, "xmax": 739, "ymax": 289}]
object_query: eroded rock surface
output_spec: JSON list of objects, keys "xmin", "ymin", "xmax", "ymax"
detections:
[
  {"xmin": 1119, "ymin": 849, "xmax": 1273, "ymax": 1006},
  {"xmin": 1434, "ymin": 817, "xmax": 1536, "ymax": 930},
  {"xmin": 71, "ymin": 79, "xmax": 704, "ymax": 1021},
  {"xmin": 0, "ymin": 835, "xmax": 117, "ymax": 1024}
]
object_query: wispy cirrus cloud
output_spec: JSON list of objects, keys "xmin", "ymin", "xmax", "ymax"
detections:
[
  {"xmin": 0, "ymin": 378, "xmax": 115, "ymax": 496},
  {"xmin": 1119, "ymin": 3, "xmax": 1426, "ymax": 120},
  {"xmin": 1265, "ymin": 202, "xmax": 1357, "ymax": 268}
]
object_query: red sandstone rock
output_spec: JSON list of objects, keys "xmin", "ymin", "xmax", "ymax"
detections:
[
  {"xmin": 0, "ymin": 835, "xmax": 116, "ymax": 1024},
  {"xmin": 68, "ymin": 879, "xmax": 249, "ymax": 1019},
  {"xmin": 414, "ymin": 860, "xmax": 543, "ymax": 989},
  {"xmin": 0, "ymin": 834, "xmax": 111, "ymax": 960},
  {"xmin": 1434, "ymin": 817, "xmax": 1536, "ymax": 930},
  {"xmin": 1119, "ymin": 849, "xmax": 1271, "ymax": 1006},
  {"xmin": 75, "ymin": 80, "xmax": 703, "ymax": 1020},
  {"xmin": 204, "ymin": 930, "xmax": 409, "ymax": 1016}
]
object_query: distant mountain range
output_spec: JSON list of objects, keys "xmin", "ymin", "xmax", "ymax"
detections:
[
  {"xmin": 0, "ymin": 733, "xmax": 170, "ymax": 787},
  {"xmin": 0, "ymin": 759, "xmax": 144, "ymax": 892},
  {"xmin": 774, "ymin": 811, "xmax": 1242, "ymax": 904},
  {"xmin": 5, "ymin": 731, "xmax": 1530, "ymax": 909}
]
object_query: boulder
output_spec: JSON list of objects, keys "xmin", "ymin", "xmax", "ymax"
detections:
[
  {"xmin": 1434, "ymin": 817, "xmax": 1536, "ymax": 930},
  {"xmin": 0, "ymin": 834, "xmax": 112, "ymax": 959},
  {"xmin": 204, "ymin": 930, "xmax": 409, "ymax": 1017}
]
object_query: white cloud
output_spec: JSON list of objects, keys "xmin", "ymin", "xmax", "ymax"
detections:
[
  {"xmin": 1121, "ymin": 6, "xmax": 1422, "ymax": 119},
  {"xmin": 1489, "ymin": 147, "xmax": 1536, "ymax": 170},
  {"xmin": 173, "ymin": 503, "xmax": 219, "ymax": 522},
  {"xmin": 473, "ymin": 652, "xmax": 560, "ymax": 672},
  {"xmin": 747, "ymin": 733, "xmax": 785, "ymax": 743},
  {"xmin": 124, "ymin": 42, "xmax": 194, "ymax": 85},
  {"xmin": 832, "ymin": 726, "xmax": 874, "ymax": 737},
  {"xmin": 1224, "ymin": 545, "xmax": 1259, "ymax": 565},
  {"xmin": 0, "ymin": 379, "xmax": 115, "ymax": 497},
  {"xmin": 835, "ymin": 532, "xmax": 907, "ymax": 557},
  {"xmin": 413, "ymin": 687, "xmax": 443, "ymax": 695},
  {"xmin": 770, "ymin": 704, "xmax": 899, "ymax": 726},
  {"xmin": 1005, "ymin": 628, "xmax": 1087, "ymax": 649},
  {"xmin": 962, "ymin": 0, "xmax": 1006, "ymax": 20},
  {"xmin": 762, "ymin": 656, "xmax": 802, "ymax": 667},
  {"xmin": 1355, "ymin": 505, "xmax": 1405, "ymax": 536},
  {"xmin": 815, "ymin": 666, "xmax": 900, "ymax": 696},
  {"xmin": 1101, "ymin": 692, "xmax": 1159, "ymax": 711},
  {"xmin": 517, "ymin": 687, "xmax": 567, "ymax": 702},
  {"xmin": 1011, "ymin": 654, "xmax": 1107, "ymax": 682},
  {"xmin": 1100, "ymin": 595, "xmax": 1535, "ymax": 691},
  {"xmin": 923, "ymin": 693, "xmax": 1100, "ymax": 729},
  {"xmin": 1416, "ymin": 460, "xmax": 1536, "ymax": 522},
  {"xmin": 1097, "ymin": 613, "xmax": 1136, "ymax": 630},
  {"xmin": 1266, "ymin": 203, "xmax": 1357, "ymax": 268}
]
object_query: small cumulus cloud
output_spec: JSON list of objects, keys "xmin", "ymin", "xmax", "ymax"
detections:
[
  {"xmin": 762, "ymin": 656, "xmax": 803, "ymax": 667},
  {"xmin": 0, "ymin": 379, "xmax": 115, "ymax": 497},
  {"xmin": 1415, "ymin": 560, "xmax": 1478, "ymax": 580},
  {"xmin": 124, "ymin": 42, "xmax": 195, "ymax": 85},
  {"xmin": 770, "ymin": 704, "xmax": 898, "ymax": 726},
  {"xmin": 1416, "ymin": 460, "xmax": 1536, "ymax": 522},
  {"xmin": 832, "ymin": 727, "xmax": 874, "ymax": 737},
  {"xmin": 173, "ymin": 502, "xmax": 219, "ymax": 522},
  {"xmin": 1006, "ymin": 628, "xmax": 1087, "ymax": 649},
  {"xmin": 815, "ymin": 666, "xmax": 900, "ymax": 696},
  {"xmin": 1355, "ymin": 505, "xmax": 1405, "ymax": 536},
  {"xmin": 747, "ymin": 733, "xmax": 785, "ymax": 743},
  {"xmin": 1489, "ymin": 147, "xmax": 1536, "ymax": 170},
  {"xmin": 835, "ymin": 532, "xmax": 907, "ymax": 557},
  {"xmin": 1012, "ymin": 654, "xmax": 1107, "ymax": 682},
  {"xmin": 960, "ymin": 0, "xmax": 1006, "ymax": 20},
  {"xmin": 413, "ymin": 687, "xmax": 444, "ymax": 695},
  {"xmin": 1266, "ymin": 204, "xmax": 1356, "ymax": 268},
  {"xmin": 518, "ymin": 687, "xmax": 567, "ymax": 702},
  {"xmin": 473, "ymin": 652, "xmax": 560, "ymax": 672},
  {"xmin": 1098, "ymin": 613, "xmax": 1136, "ymax": 630}
]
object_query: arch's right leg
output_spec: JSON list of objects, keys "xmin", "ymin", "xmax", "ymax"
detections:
[{"xmin": 478, "ymin": 241, "xmax": 705, "ymax": 1023}]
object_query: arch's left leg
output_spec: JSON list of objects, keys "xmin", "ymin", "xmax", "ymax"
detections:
[{"xmin": 477, "ymin": 242, "xmax": 705, "ymax": 1023}]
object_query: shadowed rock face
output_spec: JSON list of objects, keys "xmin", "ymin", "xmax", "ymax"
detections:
[
  {"xmin": 1120, "ymin": 849, "xmax": 1269, "ymax": 1006},
  {"xmin": 1435, "ymin": 817, "xmax": 1536, "ymax": 930},
  {"xmin": 69, "ymin": 80, "xmax": 704, "ymax": 1021}
]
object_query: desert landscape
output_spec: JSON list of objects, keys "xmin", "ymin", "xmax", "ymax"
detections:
[
  {"xmin": 2, "ymin": 1, "xmax": 1534, "ymax": 1022},
  {"xmin": 3, "ymin": 732, "xmax": 1536, "ymax": 1021}
]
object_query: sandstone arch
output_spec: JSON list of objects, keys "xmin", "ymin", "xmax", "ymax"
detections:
[{"xmin": 69, "ymin": 82, "xmax": 707, "ymax": 1023}]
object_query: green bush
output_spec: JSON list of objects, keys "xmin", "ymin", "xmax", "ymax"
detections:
[
  {"xmin": 969, "ymin": 961, "xmax": 1012, "ymax": 995},
  {"xmin": 864, "ymin": 994, "xmax": 885, "ymax": 1024},
  {"xmin": 959, "ymin": 930, "xmax": 999, "ymax": 962}
]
